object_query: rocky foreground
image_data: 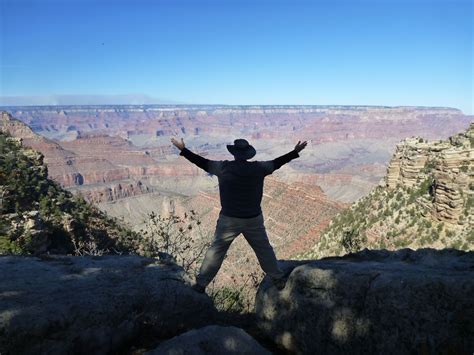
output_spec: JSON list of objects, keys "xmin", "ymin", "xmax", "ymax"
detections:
[
  {"xmin": 1, "ymin": 249, "xmax": 473, "ymax": 354},
  {"xmin": 0, "ymin": 255, "xmax": 217, "ymax": 354},
  {"xmin": 257, "ymin": 248, "xmax": 474, "ymax": 354}
]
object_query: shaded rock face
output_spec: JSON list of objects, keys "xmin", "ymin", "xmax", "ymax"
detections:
[
  {"xmin": 74, "ymin": 179, "xmax": 151, "ymax": 203},
  {"xmin": 146, "ymin": 325, "xmax": 271, "ymax": 355},
  {"xmin": 256, "ymin": 249, "xmax": 474, "ymax": 354},
  {"xmin": 0, "ymin": 255, "xmax": 216, "ymax": 354}
]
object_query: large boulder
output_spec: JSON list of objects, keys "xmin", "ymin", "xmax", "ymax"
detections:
[
  {"xmin": 146, "ymin": 325, "xmax": 271, "ymax": 355},
  {"xmin": 0, "ymin": 254, "xmax": 217, "ymax": 354},
  {"xmin": 256, "ymin": 249, "xmax": 474, "ymax": 354}
]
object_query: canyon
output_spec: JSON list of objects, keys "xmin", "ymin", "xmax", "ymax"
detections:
[
  {"xmin": 1, "ymin": 106, "xmax": 472, "ymax": 286},
  {"xmin": 3, "ymin": 105, "xmax": 471, "ymax": 205}
]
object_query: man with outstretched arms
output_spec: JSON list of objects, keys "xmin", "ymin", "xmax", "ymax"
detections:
[{"xmin": 171, "ymin": 137, "xmax": 307, "ymax": 292}]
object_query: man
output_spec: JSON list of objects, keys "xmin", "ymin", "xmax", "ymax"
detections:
[{"xmin": 171, "ymin": 137, "xmax": 308, "ymax": 292}]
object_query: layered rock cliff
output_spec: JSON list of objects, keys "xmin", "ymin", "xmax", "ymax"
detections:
[
  {"xmin": 301, "ymin": 123, "xmax": 473, "ymax": 259},
  {"xmin": 8, "ymin": 105, "xmax": 470, "ymax": 144},
  {"xmin": 0, "ymin": 130, "xmax": 139, "ymax": 255},
  {"xmin": 4, "ymin": 105, "xmax": 473, "ymax": 205},
  {"xmin": 386, "ymin": 122, "xmax": 473, "ymax": 223},
  {"xmin": 0, "ymin": 111, "xmax": 174, "ymax": 196}
]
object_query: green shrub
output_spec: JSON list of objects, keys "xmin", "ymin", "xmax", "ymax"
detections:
[
  {"xmin": 138, "ymin": 210, "xmax": 210, "ymax": 274},
  {"xmin": 209, "ymin": 286, "xmax": 247, "ymax": 313},
  {"xmin": 467, "ymin": 230, "xmax": 474, "ymax": 243},
  {"xmin": 419, "ymin": 176, "xmax": 434, "ymax": 197},
  {"xmin": 422, "ymin": 159, "xmax": 436, "ymax": 173},
  {"xmin": 0, "ymin": 131, "xmax": 139, "ymax": 255},
  {"xmin": 207, "ymin": 271, "xmax": 263, "ymax": 314},
  {"xmin": 466, "ymin": 196, "xmax": 474, "ymax": 210},
  {"xmin": 339, "ymin": 229, "xmax": 364, "ymax": 254},
  {"xmin": 450, "ymin": 240, "xmax": 462, "ymax": 249},
  {"xmin": 437, "ymin": 223, "xmax": 444, "ymax": 232},
  {"xmin": 0, "ymin": 236, "xmax": 22, "ymax": 254}
]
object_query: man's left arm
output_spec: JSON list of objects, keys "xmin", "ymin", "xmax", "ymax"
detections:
[{"xmin": 261, "ymin": 140, "xmax": 308, "ymax": 175}]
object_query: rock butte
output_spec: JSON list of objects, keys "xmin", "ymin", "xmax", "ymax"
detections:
[{"xmin": 386, "ymin": 122, "xmax": 473, "ymax": 224}]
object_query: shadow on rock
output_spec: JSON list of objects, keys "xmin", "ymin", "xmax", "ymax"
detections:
[
  {"xmin": 0, "ymin": 254, "xmax": 217, "ymax": 354},
  {"xmin": 256, "ymin": 248, "xmax": 474, "ymax": 354}
]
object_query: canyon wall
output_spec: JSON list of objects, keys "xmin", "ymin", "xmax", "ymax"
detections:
[
  {"xmin": 301, "ymin": 123, "xmax": 474, "ymax": 260},
  {"xmin": 5, "ymin": 105, "xmax": 472, "ymax": 205}
]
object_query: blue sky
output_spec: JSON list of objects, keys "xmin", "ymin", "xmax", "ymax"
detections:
[{"xmin": 0, "ymin": 0, "xmax": 472, "ymax": 113}]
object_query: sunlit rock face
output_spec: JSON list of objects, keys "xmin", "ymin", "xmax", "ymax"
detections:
[
  {"xmin": 255, "ymin": 249, "xmax": 474, "ymax": 355},
  {"xmin": 385, "ymin": 122, "xmax": 473, "ymax": 224},
  {"xmin": 300, "ymin": 123, "xmax": 473, "ymax": 260},
  {"xmin": 0, "ymin": 255, "xmax": 217, "ymax": 354}
]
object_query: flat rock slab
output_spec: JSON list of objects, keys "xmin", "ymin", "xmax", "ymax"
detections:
[
  {"xmin": 0, "ymin": 255, "xmax": 216, "ymax": 355},
  {"xmin": 146, "ymin": 325, "xmax": 271, "ymax": 355},
  {"xmin": 256, "ymin": 248, "xmax": 474, "ymax": 354}
]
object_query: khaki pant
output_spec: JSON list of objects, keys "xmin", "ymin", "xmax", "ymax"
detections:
[{"xmin": 195, "ymin": 213, "xmax": 284, "ymax": 288}]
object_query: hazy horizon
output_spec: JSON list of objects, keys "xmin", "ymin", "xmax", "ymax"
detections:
[
  {"xmin": 0, "ymin": 95, "xmax": 470, "ymax": 115},
  {"xmin": 1, "ymin": 0, "xmax": 472, "ymax": 114}
]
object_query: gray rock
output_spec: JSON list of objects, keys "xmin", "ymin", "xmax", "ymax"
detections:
[
  {"xmin": 146, "ymin": 325, "xmax": 271, "ymax": 355},
  {"xmin": 256, "ymin": 248, "xmax": 474, "ymax": 354},
  {"xmin": 0, "ymin": 254, "xmax": 217, "ymax": 354}
]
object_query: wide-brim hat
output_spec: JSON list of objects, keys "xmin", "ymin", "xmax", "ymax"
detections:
[{"xmin": 226, "ymin": 139, "xmax": 256, "ymax": 160}]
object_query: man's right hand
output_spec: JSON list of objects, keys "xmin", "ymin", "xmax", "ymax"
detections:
[
  {"xmin": 294, "ymin": 140, "xmax": 308, "ymax": 153},
  {"xmin": 171, "ymin": 137, "xmax": 185, "ymax": 151}
]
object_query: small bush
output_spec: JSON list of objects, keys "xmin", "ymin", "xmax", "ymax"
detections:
[
  {"xmin": 340, "ymin": 229, "xmax": 364, "ymax": 254},
  {"xmin": 208, "ymin": 271, "xmax": 263, "ymax": 314},
  {"xmin": 139, "ymin": 210, "xmax": 210, "ymax": 274}
]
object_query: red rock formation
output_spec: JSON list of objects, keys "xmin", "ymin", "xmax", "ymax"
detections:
[
  {"xmin": 9, "ymin": 106, "xmax": 471, "ymax": 146},
  {"xmin": 73, "ymin": 180, "xmax": 151, "ymax": 203}
]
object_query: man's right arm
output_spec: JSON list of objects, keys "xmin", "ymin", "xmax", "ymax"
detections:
[{"xmin": 180, "ymin": 147, "xmax": 223, "ymax": 176}]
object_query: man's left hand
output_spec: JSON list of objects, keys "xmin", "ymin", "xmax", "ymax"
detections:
[{"xmin": 294, "ymin": 140, "xmax": 308, "ymax": 153}]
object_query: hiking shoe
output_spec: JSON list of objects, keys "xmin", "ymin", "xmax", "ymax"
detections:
[{"xmin": 191, "ymin": 283, "xmax": 206, "ymax": 293}]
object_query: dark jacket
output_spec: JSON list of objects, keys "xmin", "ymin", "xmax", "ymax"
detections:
[{"xmin": 180, "ymin": 148, "xmax": 300, "ymax": 218}]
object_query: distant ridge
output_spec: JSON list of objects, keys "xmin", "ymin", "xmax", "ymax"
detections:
[{"xmin": 0, "ymin": 102, "xmax": 465, "ymax": 113}]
